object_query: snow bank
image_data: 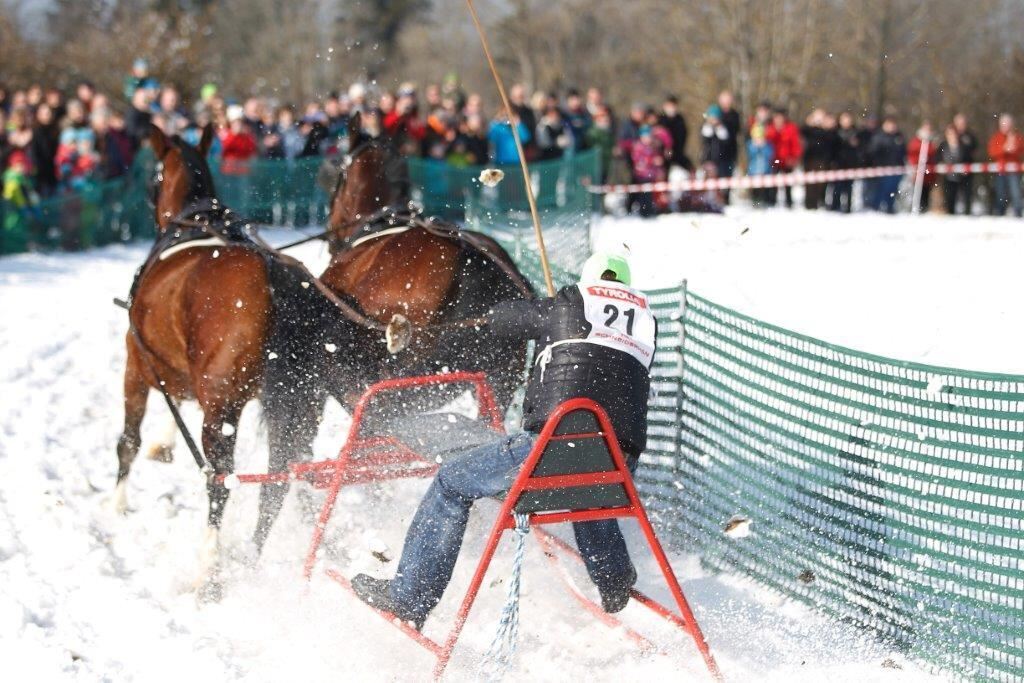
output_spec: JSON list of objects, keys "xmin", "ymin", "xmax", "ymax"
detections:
[{"xmin": 594, "ymin": 209, "xmax": 1024, "ymax": 373}]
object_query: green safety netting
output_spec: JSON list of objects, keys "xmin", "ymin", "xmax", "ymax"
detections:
[
  {"xmin": 635, "ymin": 283, "xmax": 1024, "ymax": 682},
  {"xmin": 457, "ymin": 150, "xmax": 598, "ymax": 278},
  {"xmin": 1, "ymin": 169, "xmax": 154, "ymax": 255}
]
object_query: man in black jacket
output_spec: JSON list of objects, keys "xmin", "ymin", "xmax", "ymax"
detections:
[
  {"xmin": 952, "ymin": 113, "xmax": 978, "ymax": 215},
  {"xmin": 659, "ymin": 95, "xmax": 691, "ymax": 171},
  {"xmin": 352, "ymin": 253, "xmax": 657, "ymax": 628}
]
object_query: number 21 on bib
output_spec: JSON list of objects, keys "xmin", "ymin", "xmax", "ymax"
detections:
[{"xmin": 579, "ymin": 284, "xmax": 657, "ymax": 368}]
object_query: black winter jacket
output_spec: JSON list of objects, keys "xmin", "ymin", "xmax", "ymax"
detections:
[{"xmin": 487, "ymin": 285, "xmax": 655, "ymax": 457}]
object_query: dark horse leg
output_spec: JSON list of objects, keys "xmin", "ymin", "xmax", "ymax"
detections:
[
  {"xmin": 113, "ymin": 341, "xmax": 150, "ymax": 514},
  {"xmin": 195, "ymin": 396, "xmax": 243, "ymax": 602},
  {"xmin": 255, "ymin": 385, "xmax": 325, "ymax": 553}
]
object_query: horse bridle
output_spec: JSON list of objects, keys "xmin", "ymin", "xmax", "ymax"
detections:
[
  {"xmin": 149, "ymin": 135, "xmax": 223, "ymax": 230},
  {"xmin": 331, "ymin": 136, "xmax": 394, "ymax": 197}
]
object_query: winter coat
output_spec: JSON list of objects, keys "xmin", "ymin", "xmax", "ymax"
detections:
[
  {"xmin": 652, "ymin": 125, "xmax": 673, "ymax": 157},
  {"xmin": 219, "ymin": 129, "xmax": 258, "ymax": 175},
  {"xmin": 29, "ymin": 123, "xmax": 59, "ymax": 194},
  {"xmin": 834, "ymin": 126, "xmax": 865, "ymax": 169},
  {"xmin": 765, "ymin": 121, "xmax": 802, "ymax": 171},
  {"xmin": 987, "ymin": 131, "xmax": 1024, "ymax": 167},
  {"xmin": 907, "ymin": 136, "xmax": 939, "ymax": 186},
  {"xmin": 488, "ymin": 121, "xmax": 532, "ymax": 165},
  {"xmin": 801, "ymin": 125, "xmax": 839, "ymax": 167},
  {"xmin": 867, "ymin": 130, "xmax": 906, "ymax": 168},
  {"xmin": 658, "ymin": 112, "xmax": 690, "ymax": 169},
  {"xmin": 124, "ymin": 106, "xmax": 153, "ymax": 148},
  {"xmin": 630, "ymin": 138, "xmax": 664, "ymax": 182},
  {"xmin": 746, "ymin": 140, "xmax": 775, "ymax": 176},
  {"xmin": 462, "ymin": 133, "xmax": 489, "ymax": 166},
  {"xmin": 720, "ymin": 108, "xmax": 741, "ymax": 163},
  {"xmin": 617, "ymin": 117, "xmax": 644, "ymax": 158},
  {"xmin": 97, "ymin": 129, "xmax": 134, "ymax": 179},
  {"xmin": 585, "ymin": 124, "xmax": 616, "ymax": 179},
  {"xmin": 957, "ymin": 130, "xmax": 979, "ymax": 162},
  {"xmin": 937, "ymin": 140, "xmax": 970, "ymax": 180},
  {"xmin": 563, "ymin": 108, "xmax": 592, "ymax": 150},
  {"xmin": 384, "ymin": 111, "xmax": 427, "ymax": 144},
  {"xmin": 280, "ymin": 126, "xmax": 306, "ymax": 160},
  {"xmin": 700, "ymin": 122, "xmax": 730, "ymax": 166},
  {"xmin": 536, "ymin": 116, "xmax": 570, "ymax": 161},
  {"xmin": 300, "ymin": 122, "xmax": 330, "ymax": 158},
  {"xmin": 260, "ymin": 123, "xmax": 285, "ymax": 159},
  {"xmin": 487, "ymin": 283, "xmax": 656, "ymax": 457}
]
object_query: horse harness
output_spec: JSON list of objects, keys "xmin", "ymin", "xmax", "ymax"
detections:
[{"xmin": 334, "ymin": 206, "xmax": 535, "ymax": 300}]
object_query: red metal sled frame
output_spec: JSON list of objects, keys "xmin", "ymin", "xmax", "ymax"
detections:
[
  {"xmin": 327, "ymin": 398, "xmax": 722, "ymax": 681},
  {"xmin": 301, "ymin": 371, "xmax": 504, "ymax": 579},
  {"xmin": 215, "ymin": 371, "xmax": 502, "ymax": 574}
]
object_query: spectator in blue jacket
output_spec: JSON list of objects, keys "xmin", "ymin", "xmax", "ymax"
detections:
[
  {"xmin": 563, "ymin": 89, "xmax": 592, "ymax": 151},
  {"xmin": 488, "ymin": 112, "xmax": 532, "ymax": 165},
  {"xmin": 746, "ymin": 123, "xmax": 775, "ymax": 208}
]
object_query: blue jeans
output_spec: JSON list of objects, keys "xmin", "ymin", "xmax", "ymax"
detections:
[
  {"xmin": 992, "ymin": 173, "xmax": 1023, "ymax": 217},
  {"xmin": 872, "ymin": 175, "xmax": 902, "ymax": 213},
  {"xmin": 389, "ymin": 432, "xmax": 637, "ymax": 620}
]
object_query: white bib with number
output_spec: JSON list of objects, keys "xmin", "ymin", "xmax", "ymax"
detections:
[{"xmin": 578, "ymin": 283, "xmax": 657, "ymax": 368}]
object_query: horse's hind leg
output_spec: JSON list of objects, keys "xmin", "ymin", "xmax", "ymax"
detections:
[
  {"xmin": 255, "ymin": 388, "xmax": 323, "ymax": 554},
  {"xmin": 113, "ymin": 346, "xmax": 149, "ymax": 514},
  {"xmin": 196, "ymin": 399, "xmax": 243, "ymax": 601}
]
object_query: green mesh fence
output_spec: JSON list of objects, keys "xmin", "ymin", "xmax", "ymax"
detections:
[
  {"xmin": 212, "ymin": 156, "xmax": 330, "ymax": 228},
  {"xmin": 635, "ymin": 283, "xmax": 1024, "ymax": 682},
  {"xmin": 409, "ymin": 149, "xmax": 598, "ymax": 221},
  {"xmin": 1, "ymin": 173, "xmax": 154, "ymax": 254},
  {"xmin": 459, "ymin": 150, "xmax": 598, "ymax": 278}
]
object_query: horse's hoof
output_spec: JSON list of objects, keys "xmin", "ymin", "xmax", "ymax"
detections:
[
  {"xmin": 147, "ymin": 444, "xmax": 174, "ymax": 463},
  {"xmin": 106, "ymin": 481, "xmax": 129, "ymax": 515},
  {"xmin": 196, "ymin": 578, "xmax": 224, "ymax": 604}
]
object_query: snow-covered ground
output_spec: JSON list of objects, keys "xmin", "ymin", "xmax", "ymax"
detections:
[{"xmin": 6, "ymin": 208, "xmax": 1013, "ymax": 682}]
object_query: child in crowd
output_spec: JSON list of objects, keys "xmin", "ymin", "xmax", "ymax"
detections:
[{"xmin": 746, "ymin": 123, "xmax": 775, "ymax": 208}]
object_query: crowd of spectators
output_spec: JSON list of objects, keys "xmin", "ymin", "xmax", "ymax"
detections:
[{"xmin": 3, "ymin": 60, "xmax": 1023, "ymax": 222}]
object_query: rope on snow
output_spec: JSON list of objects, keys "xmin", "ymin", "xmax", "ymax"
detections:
[{"xmin": 478, "ymin": 512, "xmax": 531, "ymax": 680}]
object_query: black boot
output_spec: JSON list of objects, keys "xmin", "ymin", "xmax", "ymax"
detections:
[
  {"xmin": 351, "ymin": 574, "xmax": 425, "ymax": 630},
  {"xmin": 598, "ymin": 566, "xmax": 637, "ymax": 614}
]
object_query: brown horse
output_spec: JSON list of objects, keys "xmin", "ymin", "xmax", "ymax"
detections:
[
  {"xmin": 116, "ymin": 125, "xmax": 376, "ymax": 592},
  {"xmin": 319, "ymin": 115, "xmax": 534, "ymax": 411}
]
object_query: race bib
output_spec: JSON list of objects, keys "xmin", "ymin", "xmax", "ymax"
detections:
[{"xmin": 578, "ymin": 284, "xmax": 657, "ymax": 368}]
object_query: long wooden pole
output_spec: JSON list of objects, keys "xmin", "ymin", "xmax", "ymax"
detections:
[{"xmin": 465, "ymin": 0, "xmax": 556, "ymax": 296}]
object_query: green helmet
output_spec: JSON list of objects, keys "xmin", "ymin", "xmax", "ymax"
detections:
[{"xmin": 580, "ymin": 252, "xmax": 631, "ymax": 286}]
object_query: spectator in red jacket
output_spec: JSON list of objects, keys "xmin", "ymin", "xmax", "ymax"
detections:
[
  {"xmin": 220, "ymin": 105, "xmax": 258, "ymax": 175},
  {"xmin": 765, "ymin": 107, "xmax": 802, "ymax": 208},
  {"xmin": 906, "ymin": 121, "xmax": 939, "ymax": 213},
  {"xmin": 384, "ymin": 87, "xmax": 426, "ymax": 156},
  {"xmin": 987, "ymin": 113, "xmax": 1023, "ymax": 217}
]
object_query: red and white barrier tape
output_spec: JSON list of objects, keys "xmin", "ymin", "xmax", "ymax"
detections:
[{"xmin": 587, "ymin": 161, "xmax": 1024, "ymax": 194}]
